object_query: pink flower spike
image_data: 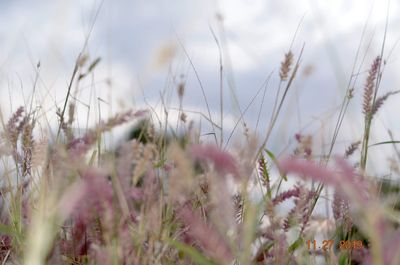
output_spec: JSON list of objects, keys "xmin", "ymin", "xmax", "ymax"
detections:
[
  {"xmin": 177, "ymin": 205, "xmax": 234, "ymax": 265},
  {"xmin": 278, "ymin": 156, "xmax": 371, "ymax": 203},
  {"xmin": 191, "ymin": 144, "xmax": 239, "ymax": 178},
  {"xmin": 57, "ymin": 180, "xmax": 87, "ymax": 221},
  {"xmin": 278, "ymin": 157, "xmax": 339, "ymax": 186}
]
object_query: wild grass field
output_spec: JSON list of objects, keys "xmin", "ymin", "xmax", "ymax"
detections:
[{"xmin": 1, "ymin": 1, "xmax": 400, "ymax": 265}]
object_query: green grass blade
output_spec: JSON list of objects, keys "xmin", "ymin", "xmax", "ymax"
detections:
[
  {"xmin": 168, "ymin": 240, "xmax": 218, "ymax": 265},
  {"xmin": 265, "ymin": 149, "xmax": 287, "ymax": 181}
]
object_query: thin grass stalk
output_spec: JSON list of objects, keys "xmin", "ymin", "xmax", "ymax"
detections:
[
  {"xmin": 256, "ymin": 44, "xmax": 304, "ymax": 161},
  {"xmin": 360, "ymin": 4, "xmax": 389, "ymax": 171},
  {"xmin": 176, "ymin": 35, "xmax": 218, "ymax": 145},
  {"xmin": 56, "ymin": 56, "xmax": 80, "ymax": 141},
  {"xmin": 209, "ymin": 25, "xmax": 224, "ymax": 148},
  {"xmin": 360, "ymin": 56, "xmax": 382, "ymax": 170},
  {"xmin": 302, "ymin": 23, "xmax": 374, "ymax": 242},
  {"xmin": 224, "ymin": 77, "xmax": 272, "ymax": 149},
  {"xmin": 255, "ymin": 73, "xmax": 272, "ymax": 132}
]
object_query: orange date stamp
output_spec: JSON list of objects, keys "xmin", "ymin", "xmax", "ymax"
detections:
[{"xmin": 307, "ymin": 239, "xmax": 364, "ymax": 251}]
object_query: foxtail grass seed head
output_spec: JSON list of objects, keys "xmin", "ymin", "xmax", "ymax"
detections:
[
  {"xmin": 67, "ymin": 102, "xmax": 75, "ymax": 125},
  {"xmin": 177, "ymin": 82, "xmax": 185, "ymax": 99},
  {"xmin": 371, "ymin": 90, "xmax": 400, "ymax": 117},
  {"xmin": 5, "ymin": 106, "xmax": 25, "ymax": 148},
  {"xmin": 347, "ymin": 87, "xmax": 354, "ymax": 99},
  {"xmin": 180, "ymin": 112, "xmax": 187, "ymax": 123},
  {"xmin": 280, "ymin": 51, "xmax": 294, "ymax": 81},
  {"xmin": 345, "ymin": 140, "xmax": 361, "ymax": 158},
  {"xmin": 77, "ymin": 53, "xmax": 89, "ymax": 67},
  {"xmin": 362, "ymin": 56, "xmax": 381, "ymax": 116}
]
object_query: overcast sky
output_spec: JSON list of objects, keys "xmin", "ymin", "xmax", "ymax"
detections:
[{"xmin": 0, "ymin": 0, "xmax": 399, "ymax": 174}]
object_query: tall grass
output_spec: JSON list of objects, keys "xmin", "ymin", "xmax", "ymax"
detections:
[{"xmin": 1, "ymin": 18, "xmax": 400, "ymax": 265}]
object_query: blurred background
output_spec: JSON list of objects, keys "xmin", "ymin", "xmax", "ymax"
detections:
[{"xmin": 0, "ymin": 0, "xmax": 399, "ymax": 175}]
